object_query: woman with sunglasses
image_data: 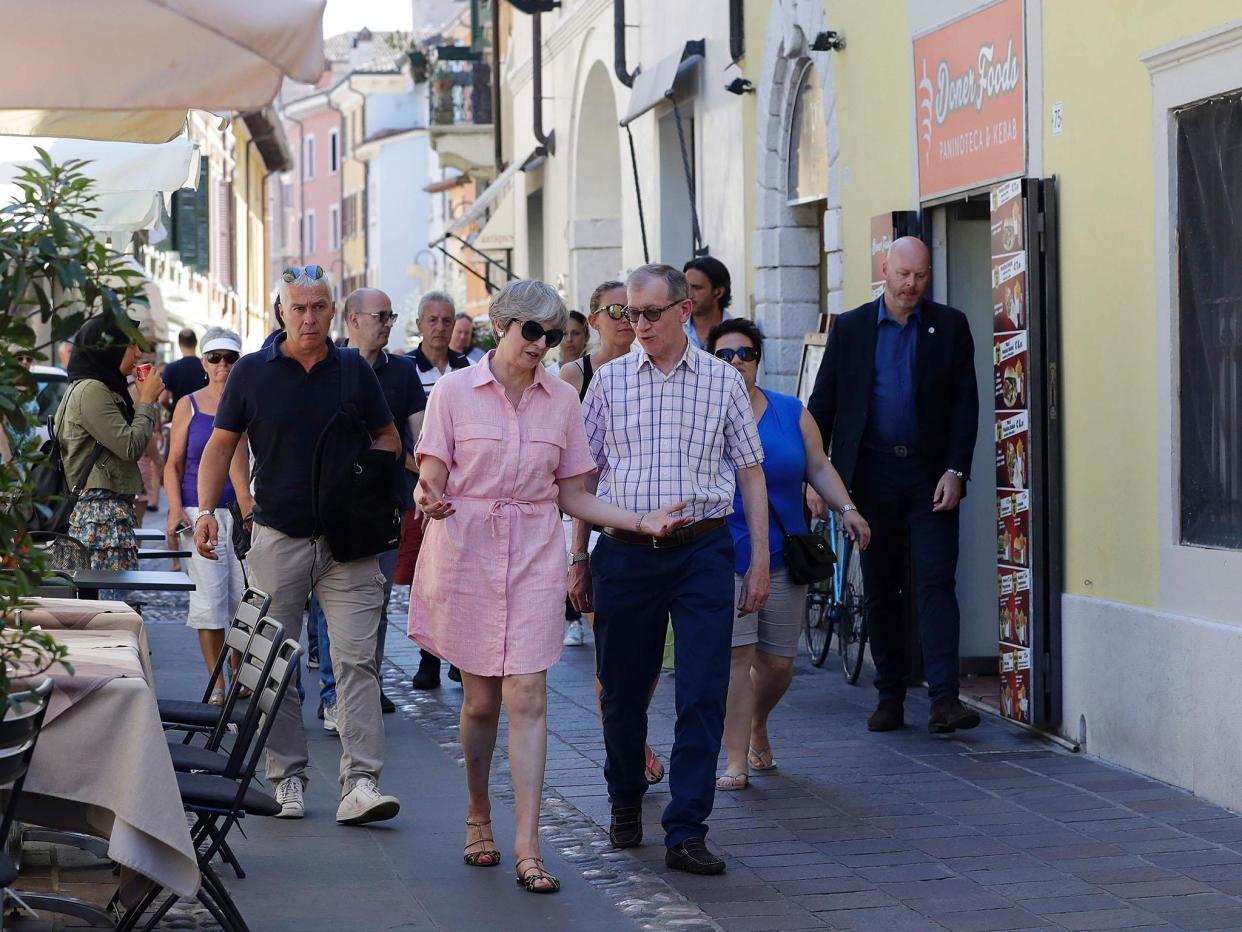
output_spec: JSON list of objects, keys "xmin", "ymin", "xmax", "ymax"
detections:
[
  {"xmin": 164, "ymin": 327, "xmax": 253, "ymax": 704},
  {"xmin": 410, "ymin": 279, "xmax": 689, "ymax": 895},
  {"xmin": 706, "ymin": 319, "xmax": 871, "ymax": 790}
]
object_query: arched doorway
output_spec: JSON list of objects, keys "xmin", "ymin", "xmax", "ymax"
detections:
[
  {"xmin": 570, "ymin": 61, "xmax": 623, "ymax": 312},
  {"xmin": 753, "ymin": 1, "xmax": 842, "ymax": 393}
]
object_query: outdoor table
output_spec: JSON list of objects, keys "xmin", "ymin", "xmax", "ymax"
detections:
[
  {"xmin": 136, "ymin": 548, "xmax": 192, "ymax": 560},
  {"xmin": 7, "ymin": 597, "xmax": 153, "ymax": 681},
  {"xmin": 16, "ymin": 628, "xmax": 199, "ymax": 907},
  {"xmin": 47, "ymin": 568, "xmax": 194, "ymax": 601},
  {"xmin": 134, "ymin": 528, "xmax": 165, "ymax": 542}
]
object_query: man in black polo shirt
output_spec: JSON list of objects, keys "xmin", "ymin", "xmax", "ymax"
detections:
[
  {"xmin": 161, "ymin": 327, "xmax": 207, "ymax": 407},
  {"xmin": 193, "ymin": 267, "xmax": 403, "ymax": 826}
]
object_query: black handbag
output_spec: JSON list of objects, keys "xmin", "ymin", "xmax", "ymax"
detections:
[
  {"xmin": 227, "ymin": 500, "xmax": 252, "ymax": 560},
  {"xmin": 769, "ymin": 502, "xmax": 835, "ymax": 585}
]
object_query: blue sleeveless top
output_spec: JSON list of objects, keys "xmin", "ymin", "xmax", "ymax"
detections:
[
  {"xmin": 727, "ymin": 389, "xmax": 808, "ymax": 575},
  {"xmin": 181, "ymin": 394, "xmax": 236, "ymax": 508}
]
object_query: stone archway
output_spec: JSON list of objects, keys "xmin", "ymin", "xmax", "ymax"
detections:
[
  {"xmin": 753, "ymin": 0, "xmax": 843, "ymax": 393},
  {"xmin": 569, "ymin": 60, "xmax": 623, "ymax": 312}
]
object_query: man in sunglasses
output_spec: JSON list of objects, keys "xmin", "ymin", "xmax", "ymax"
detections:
[
  {"xmin": 194, "ymin": 265, "xmax": 403, "ymax": 826},
  {"xmin": 570, "ymin": 263, "xmax": 771, "ymax": 877}
]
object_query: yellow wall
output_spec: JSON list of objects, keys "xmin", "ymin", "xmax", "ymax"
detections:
[{"xmin": 231, "ymin": 119, "xmax": 273, "ymax": 348}]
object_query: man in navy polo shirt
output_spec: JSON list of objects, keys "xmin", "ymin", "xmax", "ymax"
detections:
[
  {"xmin": 309, "ymin": 289, "xmax": 426, "ymax": 729},
  {"xmin": 193, "ymin": 266, "xmax": 404, "ymax": 826}
]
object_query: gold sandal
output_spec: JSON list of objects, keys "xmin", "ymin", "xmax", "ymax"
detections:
[
  {"xmin": 463, "ymin": 818, "xmax": 500, "ymax": 867},
  {"xmin": 514, "ymin": 856, "xmax": 560, "ymax": 894}
]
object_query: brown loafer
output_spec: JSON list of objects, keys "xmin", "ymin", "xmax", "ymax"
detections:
[
  {"xmin": 928, "ymin": 696, "xmax": 981, "ymax": 734},
  {"xmin": 867, "ymin": 699, "xmax": 905, "ymax": 732}
]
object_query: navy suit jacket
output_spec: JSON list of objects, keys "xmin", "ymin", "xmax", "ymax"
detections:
[{"xmin": 807, "ymin": 297, "xmax": 978, "ymax": 490}]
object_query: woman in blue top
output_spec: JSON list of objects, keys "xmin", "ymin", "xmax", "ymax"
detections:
[{"xmin": 708, "ymin": 320, "xmax": 871, "ymax": 790}]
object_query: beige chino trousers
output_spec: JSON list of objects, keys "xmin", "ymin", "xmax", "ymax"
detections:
[{"xmin": 247, "ymin": 523, "xmax": 386, "ymax": 794}]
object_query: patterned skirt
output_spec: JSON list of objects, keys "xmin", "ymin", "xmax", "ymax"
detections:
[{"xmin": 69, "ymin": 490, "xmax": 138, "ymax": 570}]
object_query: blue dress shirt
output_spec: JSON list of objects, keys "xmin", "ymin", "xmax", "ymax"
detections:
[{"xmin": 861, "ymin": 296, "xmax": 920, "ymax": 450}]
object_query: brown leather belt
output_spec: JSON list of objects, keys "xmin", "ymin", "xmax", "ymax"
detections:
[{"xmin": 603, "ymin": 517, "xmax": 726, "ymax": 550}]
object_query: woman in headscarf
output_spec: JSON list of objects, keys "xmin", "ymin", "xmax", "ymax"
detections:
[{"xmin": 54, "ymin": 315, "xmax": 164, "ymax": 570}]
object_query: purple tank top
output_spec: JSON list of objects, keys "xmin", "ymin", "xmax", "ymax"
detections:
[{"xmin": 181, "ymin": 394, "xmax": 236, "ymax": 507}]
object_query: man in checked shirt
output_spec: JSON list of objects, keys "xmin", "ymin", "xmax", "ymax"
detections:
[{"xmin": 569, "ymin": 263, "xmax": 770, "ymax": 876}]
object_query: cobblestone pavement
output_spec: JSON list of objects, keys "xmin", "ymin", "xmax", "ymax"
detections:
[{"xmin": 21, "ymin": 549, "xmax": 1242, "ymax": 930}]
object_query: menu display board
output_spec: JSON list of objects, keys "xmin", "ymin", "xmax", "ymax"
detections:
[{"xmin": 992, "ymin": 178, "xmax": 1032, "ymax": 723}]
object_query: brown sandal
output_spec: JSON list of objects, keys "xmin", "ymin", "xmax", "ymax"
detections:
[
  {"xmin": 514, "ymin": 856, "xmax": 560, "ymax": 894},
  {"xmin": 463, "ymin": 819, "xmax": 500, "ymax": 867}
]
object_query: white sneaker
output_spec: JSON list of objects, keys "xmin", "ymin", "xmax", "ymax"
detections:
[
  {"xmin": 336, "ymin": 778, "xmax": 400, "ymax": 826},
  {"xmin": 322, "ymin": 701, "xmax": 339, "ymax": 734},
  {"xmin": 563, "ymin": 621, "xmax": 584, "ymax": 647},
  {"xmin": 274, "ymin": 777, "xmax": 305, "ymax": 819}
]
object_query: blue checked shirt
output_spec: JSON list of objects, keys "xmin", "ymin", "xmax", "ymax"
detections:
[{"xmin": 581, "ymin": 341, "xmax": 764, "ymax": 522}]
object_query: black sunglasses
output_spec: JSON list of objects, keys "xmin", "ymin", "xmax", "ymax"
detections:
[
  {"xmin": 621, "ymin": 299, "xmax": 681, "ymax": 323},
  {"xmin": 598, "ymin": 303, "xmax": 628, "ymax": 321},
  {"xmin": 282, "ymin": 264, "xmax": 325, "ymax": 283},
  {"xmin": 715, "ymin": 347, "xmax": 759, "ymax": 364},
  {"xmin": 510, "ymin": 319, "xmax": 564, "ymax": 348},
  {"xmin": 204, "ymin": 351, "xmax": 240, "ymax": 365}
]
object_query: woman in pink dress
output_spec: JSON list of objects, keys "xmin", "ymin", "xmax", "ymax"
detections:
[{"xmin": 409, "ymin": 279, "xmax": 687, "ymax": 894}]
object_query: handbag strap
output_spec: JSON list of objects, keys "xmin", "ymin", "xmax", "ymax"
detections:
[
  {"xmin": 766, "ymin": 499, "xmax": 791, "ymax": 538},
  {"xmin": 53, "ymin": 381, "xmax": 107, "ymax": 494}
]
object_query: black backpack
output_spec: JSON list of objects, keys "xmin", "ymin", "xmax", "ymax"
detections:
[
  {"xmin": 310, "ymin": 348, "xmax": 404, "ymax": 563},
  {"xmin": 24, "ymin": 382, "xmax": 105, "ymax": 534}
]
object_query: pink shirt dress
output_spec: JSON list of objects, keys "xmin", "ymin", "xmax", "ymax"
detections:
[{"xmin": 407, "ymin": 354, "xmax": 597, "ymax": 676}]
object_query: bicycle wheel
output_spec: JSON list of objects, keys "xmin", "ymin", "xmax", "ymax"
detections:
[
  {"xmin": 803, "ymin": 517, "xmax": 837, "ymax": 666},
  {"xmin": 839, "ymin": 537, "xmax": 867, "ymax": 684}
]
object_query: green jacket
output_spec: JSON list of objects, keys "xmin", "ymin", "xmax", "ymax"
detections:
[{"xmin": 54, "ymin": 379, "xmax": 157, "ymax": 496}]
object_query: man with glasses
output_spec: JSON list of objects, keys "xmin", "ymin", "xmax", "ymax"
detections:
[
  {"xmin": 569, "ymin": 264, "xmax": 770, "ymax": 876},
  {"xmin": 309, "ymin": 289, "xmax": 427, "ymax": 729},
  {"xmin": 408, "ymin": 290, "xmax": 469, "ymax": 690},
  {"xmin": 194, "ymin": 265, "xmax": 404, "ymax": 826}
]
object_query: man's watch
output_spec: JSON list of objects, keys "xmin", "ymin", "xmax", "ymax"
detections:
[
  {"xmin": 568, "ymin": 551, "xmax": 590, "ymax": 567},
  {"xmin": 839, "ymin": 503, "xmax": 858, "ymax": 516},
  {"xmin": 194, "ymin": 510, "xmax": 217, "ymax": 524},
  {"xmin": 946, "ymin": 469, "xmax": 966, "ymax": 479}
]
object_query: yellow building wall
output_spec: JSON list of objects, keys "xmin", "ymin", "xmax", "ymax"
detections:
[
  {"xmin": 231, "ymin": 119, "xmax": 273, "ymax": 349},
  {"xmin": 1042, "ymin": 0, "xmax": 1238, "ymax": 607}
]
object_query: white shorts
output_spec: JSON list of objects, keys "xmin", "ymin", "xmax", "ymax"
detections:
[
  {"xmin": 731, "ymin": 565, "xmax": 808, "ymax": 658},
  {"xmin": 183, "ymin": 506, "xmax": 246, "ymax": 630}
]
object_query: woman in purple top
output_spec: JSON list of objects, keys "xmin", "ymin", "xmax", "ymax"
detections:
[{"xmin": 164, "ymin": 327, "xmax": 253, "ymax": 703}]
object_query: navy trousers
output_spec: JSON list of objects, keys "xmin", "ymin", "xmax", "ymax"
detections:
[
  {"xmin": 852, "ymin": 450, "xmax": 962, "ymax": 703},
  {"xmin": 591, "ymin": 526, "xmax": 734, "ymax": 848}
]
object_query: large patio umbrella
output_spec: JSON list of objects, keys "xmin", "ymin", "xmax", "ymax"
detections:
[{"xmin": 0, "ymin": 0, "xmax": 326, "ymax": 142}]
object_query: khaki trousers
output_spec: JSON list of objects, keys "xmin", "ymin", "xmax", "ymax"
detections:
[{"xmin": 247, "ymin": 523, "xmax": 386, "ymax": 793}]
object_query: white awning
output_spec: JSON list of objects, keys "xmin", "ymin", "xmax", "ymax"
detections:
[
  {"xmin": 0, "ymin": 0, "xmax": 326, "ymax": 142},
  {"xmin": 442, "ymin": 150, "xmax": 536, "ymax": 240},
  {"xmin": 0, "ymin": 135, "xmax": 199, "ymax": 233},
  {"xmin": 619, "ymin": 41, "xmax": 704, "ymax": 127}
]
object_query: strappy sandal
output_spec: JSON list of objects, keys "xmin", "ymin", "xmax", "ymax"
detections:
[
  {"xmin": 644, "ymin": 746, "xmax": 665, "ymax": 785},
  {"xmin": 208, "ymin": 688, "xmax": 226, "ymax": 707},
  {"xmin": 715, "ymin": 771, "xmax": 749, "ymax": 791},
  {"xmin": 514, "ymin": 856, "xmax": 560, "ymax": 894},
  {"xmin": 463, "ymin": 818, "xmax": 500, "ymax": 867},
  {"xmin": 748, "ymin": 745, "xmax": 777, "ymax": 772}
]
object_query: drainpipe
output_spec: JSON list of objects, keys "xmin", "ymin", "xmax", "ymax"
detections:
[
  {"xmin": 614, "ymin": 0, "xmax": 636, "ymax": 87},
  {"xmin": 491, "ymin": 0, "xmax": 503, "ymax": 174},
  {"xmin": 729, "ymin": 0, "xmax": 744, "ymax": 62},
  {"xmin": 531, "ymin": 13, "xmax": 555, "ymax": 155}
]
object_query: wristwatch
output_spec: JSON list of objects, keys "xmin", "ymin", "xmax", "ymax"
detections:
[
  {"xmin": 194, "ymin": 510, "xmax": 217, "ymax": 523},
  {"xmin": 946, "ymin": 469, "xmax": 966, "ymax": 479},
  {"xmin": 839, "ymin": 503, "xmax": 858, "ymax": 516},
  {"xmin": 568, "ymin": 551, "xmax": 590, "ymax": 567}
]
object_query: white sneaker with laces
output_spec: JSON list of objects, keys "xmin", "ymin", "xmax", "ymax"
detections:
[
  {"xmin": 563, "ymin": 621, "xmax": 584, "ymax": 647},
  {"xmin": 336, "ymin": 778, "xmax": 400, "ymax": 825},
  {"xmin": 322, "ymin": 701, "xmax": 339, "ymax": 734},
  {"xmin": 274, "ymin": 777, "xmax": 305, "ymax": 819}
]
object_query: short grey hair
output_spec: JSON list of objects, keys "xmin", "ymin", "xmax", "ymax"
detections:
[
  {"xmin": 418, "ymin": 290, "xmax": 455, "ymax": 318},
  {"xmin": 487, "ymin": 279, "xmax": 568, "ymax": 335},
  {"xmin": 201, "ymin": 325, "xmax": 241, "ymax": 348},
  {"xmin": 626, "ymin": 264, "xmax": 689, "ymax": 304},
  {"xmin": 278, "ymin": 268, "xmax": 333, "ymax": 308}
]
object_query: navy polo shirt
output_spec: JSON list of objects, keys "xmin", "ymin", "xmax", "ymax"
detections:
[
  {"xmin": 162, "ymin": 355, "xmax": 207, "ymax": 406},
  {"xmin": 371, "ymin": 351, "xmax": 426, "ymax": 507},
  {"xmin": 862, "ymin": 297, "xmax": 920, "ymax": 450},
  {"xmin": 214, "ymin": 333, "xmax": 394, "ymax": 538}
]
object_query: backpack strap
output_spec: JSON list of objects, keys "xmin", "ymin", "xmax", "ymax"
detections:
[
  {"xmin": 53, "ymin": 380, "xmax": 107, "ymax": 494},
  {"xmin": 341, "ymin": 347, "xmax": 361, "ymax": 410}
]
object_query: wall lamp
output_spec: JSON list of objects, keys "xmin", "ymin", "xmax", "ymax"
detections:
[
  {"xmin": 508, "ymin": 0, "xmax": 561, "ymax": 13},
  {"xmin": 724, "ymin": 77, "xmax": 755, "ymax": 95},
  {"xmin": 810, "ymin": 30, "xmax": 845, "ymax": 52}
]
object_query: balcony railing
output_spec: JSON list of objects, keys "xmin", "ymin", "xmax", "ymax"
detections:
[{"xmin": 430, "ymin": 60, "xmax": 492, "ymax": 127}]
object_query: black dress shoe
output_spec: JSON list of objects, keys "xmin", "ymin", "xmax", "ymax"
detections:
[
  {"xmin": 316, "ymin": 699, "xmax": 325, "ymax": 720},
  {"xmin": 379, "ymin": 690, "xmax": 396, "ymax": 714},
  {"xmin": 928, "ymin": 696, "xmax": 981, "ymax": 734},
  {"xmin": 666, "ymin": 838, "xmax": 725, "ymax": 875},
  {"xmin": 447, "ymin": 664, "xmax": 462, "ymax": 683},
  {"xmin": 609, "ymin": 806, "xmax": 642, "ymax": 848},
  {"xmin": 411, "ymin": 653, "xmax": 441, "ymax": 690},
  {"xmin": 867, "ymin": 699, "xmax": 905, "ymax": 732}
]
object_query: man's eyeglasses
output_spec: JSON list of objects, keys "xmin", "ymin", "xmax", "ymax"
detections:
[
  {"xmin": 621, "ymin": 299, "xmax": 682, "ymax": 323},
  {"xmin": 282, "ymin": 264, "xmax": 325, "ymax": 283},
  {"xmin": 715, "ymin": 347, "xmax": 758, "ymax": 364},
  {"xmin": 598, "ymin": 303, "xmax": 628, "ymax": 321},
  {"xmin": 511, "ymin": 319, "xmax": 564, "ymax": 348},
  {"xmin": 357, "ymin": 311, "xmax": 398, "ymax": 324},
  {"xmin": 204, "ymin": 351, "xmax": 240, "ymax": 365}
]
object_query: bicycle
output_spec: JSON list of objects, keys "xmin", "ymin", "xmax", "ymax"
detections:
[
  {"xmin": 803, "ymin": 514, "xmax": 840, "ymax": 667},
  {"xmin": 836, "ymin": 530, "xmax": 867, "ymax": 684}
]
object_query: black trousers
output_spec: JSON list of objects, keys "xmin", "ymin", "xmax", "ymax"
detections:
[{"xmin": 852, "ymin": 450, "xmax": 962, "ymax": 703}]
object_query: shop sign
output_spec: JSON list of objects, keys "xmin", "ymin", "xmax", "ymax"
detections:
[{"xmin": 914, "ymin": 0, "xmax": 1026, "ymax": 200}]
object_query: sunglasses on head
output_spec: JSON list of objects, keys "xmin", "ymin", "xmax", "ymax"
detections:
[
  {"xmin": 282, "ymin": 264, "xmax": 325, "ymax": 283},
  {"xmin": 715, "ymin": 347, "xmax": 759, "ymax": 363},
  {"xmin": 510, "ymin": 319, "xmax": 564, "ymax": 348},
  {"xmin": 204, "ymin": 351, "xmax": 240, "ymax": 365}
]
